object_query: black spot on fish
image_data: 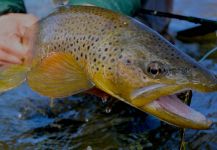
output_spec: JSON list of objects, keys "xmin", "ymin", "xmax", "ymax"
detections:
[
  {"xmin": 126, "ymin": 59, "xmax": 131, "ymax": 64},
  {"xmin": 111, "ymin": 58, "xmax": 115, "ymax": 63}
]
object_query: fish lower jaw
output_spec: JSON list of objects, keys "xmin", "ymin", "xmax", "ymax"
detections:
[
  {"xmin": 141, "ymin": 93, "xmax": 212, "ymax": 129},
  {"xmin": 129, "ymin": 83, "xmax": 212, "ymax": 129}
]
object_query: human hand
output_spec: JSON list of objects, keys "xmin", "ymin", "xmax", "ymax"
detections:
[{"xmin": 0, "ymin": 13, "xmax": 37, "ymax": 65}]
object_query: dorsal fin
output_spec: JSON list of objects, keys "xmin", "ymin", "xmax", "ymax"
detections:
[{"xmin": 27, "ymin": 52, "xmax": 94, "ymax": 98}]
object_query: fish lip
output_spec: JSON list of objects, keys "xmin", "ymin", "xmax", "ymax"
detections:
[
  {"xmin": 131, "ymin": 83, "xmax": 167, "ymax": 99},
  {"xmin": 131, "ymin": 84, "xmax": 212, "ymax": 129},
  {"xmin": 142, "ymin": 94, "xmax": 212, "ymax": 129}
]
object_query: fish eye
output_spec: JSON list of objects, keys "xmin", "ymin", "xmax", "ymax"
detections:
[{"xmin": 147, "ymin": 61, "xmax": 165, "ymax": 78}]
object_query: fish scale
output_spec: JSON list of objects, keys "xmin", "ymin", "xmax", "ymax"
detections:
[
  {"xmin": 35, "ymin": 6, "xmax": 130, "ymax": 71},
  {"xmin": 0, "ymin": 5, "xmax": 217, "ymax": 129}
]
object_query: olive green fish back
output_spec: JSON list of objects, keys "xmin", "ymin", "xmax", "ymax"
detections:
[{"xmin": 27, "ymin": 6, "xmax": 134, "ymax": 98}]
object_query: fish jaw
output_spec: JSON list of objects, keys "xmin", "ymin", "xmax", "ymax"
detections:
[
  {"xmin": 128, "ymin": 83, "xmax": 213, "ymax": 129},
  {"xmin": 141, "ymin": 94, "xmax": 212, "ymax": 129}
]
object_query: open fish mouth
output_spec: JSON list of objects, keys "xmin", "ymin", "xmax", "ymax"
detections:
[{"xmin": 131, "ymin": 84, "xmax": 212, "ymax": 129}]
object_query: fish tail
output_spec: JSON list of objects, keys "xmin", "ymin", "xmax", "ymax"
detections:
[{"xmin": 0, "ymin": 64, "xmax": 29, "ymax": 92}]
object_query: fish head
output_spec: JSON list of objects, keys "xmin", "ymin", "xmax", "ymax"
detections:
[{"xmin": 114, "ymin": 19, "xmax": 217, "ymax": 129}]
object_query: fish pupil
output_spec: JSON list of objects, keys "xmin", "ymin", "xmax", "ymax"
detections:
[
  {"xmin": 149, "ymin": 68, "xmax": 158, "ymax": 75},
  {"xmin": 147, "ymin": 61, "xmax": 165, "ymax": 77}
]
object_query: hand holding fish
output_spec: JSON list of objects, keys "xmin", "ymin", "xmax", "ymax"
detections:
[{"xmin": 0, "ymin": 13, "xmax": 37, "ymax": 65}]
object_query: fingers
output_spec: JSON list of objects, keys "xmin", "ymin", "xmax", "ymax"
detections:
[
  {"xmin": 16, "ymin": 14, "xmax": 38, "ymax": 36},
  {"xmin": 0, "ymin": 36, "xmax": 27, "ymax": 58},
  {"xmin": 0, "ymin": 49, "xmax": 21, "ymax": 64},
  {"xmin": 2, "ymin": 13, "xmax": 38, "ymax": 36},
  {"xmin": 6, "ymin": 13, "xmax": 38, "ymax": 26},
  {"xmin": 12, "ymin": 14, "xmax": 38, "ymax": 30},
  {"xmin": 0, "ymin": 13, "xmax": 38, "ymax": 65},
  {"xmin": 18, "ymin": 14, "xmax": 38, "ymax": 27}
]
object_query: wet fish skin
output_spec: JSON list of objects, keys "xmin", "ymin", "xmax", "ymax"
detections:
[
  {"xmin": 1, "ymin": 6, "xmax": 217, "ymax": 129},
  {"xmin": 32, "ymin": 6, "xmax": 216, "ymax": 98}
]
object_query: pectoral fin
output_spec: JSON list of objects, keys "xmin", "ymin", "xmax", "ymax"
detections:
[
  {"xmin": 0, "ymin": 64, "xmax": 28, "ymax": 92},
  {"xmin": 27, "ymin": 52, "xmax": 94, "ymax": 98}
]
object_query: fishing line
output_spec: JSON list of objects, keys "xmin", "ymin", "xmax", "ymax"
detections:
[{"xmin": 199, "ymin": 46, "xmax": 217, "ymax": 62}]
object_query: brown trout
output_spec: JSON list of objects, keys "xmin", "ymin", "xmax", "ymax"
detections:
[{"xmin": 0, "ymin": 6, "xmax": 217, "ymax": 129}]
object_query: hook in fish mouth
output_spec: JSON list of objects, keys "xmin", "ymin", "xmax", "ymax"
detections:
[{"xmin": 130, "ymin": 84, "xmax": 212, "ymax": 129}]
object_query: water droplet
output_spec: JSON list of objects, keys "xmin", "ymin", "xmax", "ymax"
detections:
[
  {"xmin": 49, "ymin": 98, "xmax": 55, "ymax": 108},
  {"xmin": 85, "ymin": 118, "xmax": 89, "ymax": 122},
  {"xmin": 105, "ymin": 107, "xmax": 112, "ymax": 113},
  {"xmin": 86, "ymin": 146, "xmax": 92, "ymax": 150},
  {"xmin": 101, "ymin": 97, "xmax": 108, "ymax": 103},
  {"xmin": 18, "ymin": 113, "xmax": 22, "ymax": 119}
]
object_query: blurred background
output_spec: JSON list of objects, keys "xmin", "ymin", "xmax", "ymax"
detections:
[{"xmin": 0, "ymin": 0, "xmax": 216, "ymax": 149}]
